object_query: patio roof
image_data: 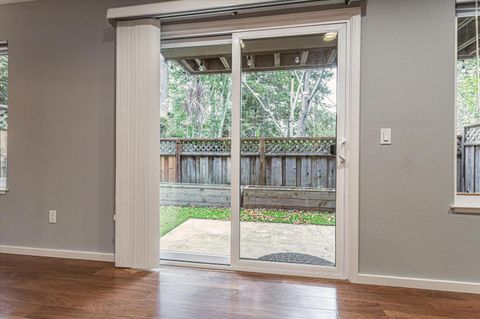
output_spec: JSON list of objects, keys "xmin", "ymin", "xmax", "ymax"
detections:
[{"xmin": 161, "ymin": 33, "xmax": 338, "ymax": 74}]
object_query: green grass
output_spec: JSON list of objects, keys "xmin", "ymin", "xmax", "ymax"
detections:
[
  {"xmin": 160, "ymin": 206, "xmax": 335, "ymax": 237},
  {"xmin": 160, "ymin": 206, "xmax": 230, "ymax": 236}
]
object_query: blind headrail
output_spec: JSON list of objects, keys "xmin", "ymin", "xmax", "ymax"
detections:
[{"xmin": 107, "ymin": 0, "xmax": 363, "ymax": 24}]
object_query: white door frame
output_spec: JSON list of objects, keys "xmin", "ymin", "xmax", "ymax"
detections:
[
  {"xmin": 160, "ymin": 16, "xmax": 360, "ymax": 282},
  {"xmin": 231, "ymin": 23, "xmax": 348, "ymax": 280}
]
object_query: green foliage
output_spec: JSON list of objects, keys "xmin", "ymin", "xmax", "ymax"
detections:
[
  {"xmin": 159, "ymin": 205, "xmax": 335, "ymax": 236},
  {"xmin": 161, "ymin": 62, "xmax": 231, "ymax": 138},
  {"xmin": 241, "ymin": 70, "xmax": 336, "ymax": 138},
  {"xmin": 0, "ymin": 55, "xmax": 7, "ymax": 106},
  {"xmin": 457, "ymin": 59, "xmax": 480, "ymax": 132},
  {"xmin": 160, "ymin": 60, "xmax": 336, "ymax": 138}
]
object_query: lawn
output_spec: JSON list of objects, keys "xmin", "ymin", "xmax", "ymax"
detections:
[{"xmin": 160, "ymin": 206, "xmax": 335, "ymax": 237}]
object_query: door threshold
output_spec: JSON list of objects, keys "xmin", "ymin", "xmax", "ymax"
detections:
[
  {"xmin": 159, "ymin": 255, "xmax": 344, "ymax": 280},
  {"xmin": 160, "ymin": 251, "xmax": 230, "ymax": 266}
]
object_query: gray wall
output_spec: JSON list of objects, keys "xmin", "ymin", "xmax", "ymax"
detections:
[
  {"xmin": 0, "ymin": 0, "xmax": 156, "ymax": 253},
  {"xmin": 0, "ymin": 0, "xmax": 478, "ymax": 283},
  {"xmin": 360, "ymin": 0, "xmax": 480, "ymax": 283}
]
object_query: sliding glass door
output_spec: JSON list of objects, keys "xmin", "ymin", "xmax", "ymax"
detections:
[
  {"xmin": 160, "ymin": 23, "xmax": 347, "ymax": 277},
  {"xmin": 159, "ymin": 40, "xmax": 232, "ymax": 265},
  {"xmin": 231, "ymin": 24, "xmax": 346, "ymax": 277}
]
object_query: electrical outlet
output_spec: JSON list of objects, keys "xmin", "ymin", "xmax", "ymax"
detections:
[{"xmin": 48, "ymin": 210, "xmax": 56, "ymax": 224}]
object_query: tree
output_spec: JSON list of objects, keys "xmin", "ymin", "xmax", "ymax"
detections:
[
  {"xmin": 457, "ymin": 58, "xmax": 480, "ymax": 133},
  {"xmin": 160, "ymin": 59, "xmax": 337, "ymax": 139},
  {"xmin": 240, "ymin": 68, "xmax": 335, "ymax": 138},
  {"xmin": 160, "ymin": 61, "xmax": 231, "ymax": 138},
  {"xmin": 0, "ymin": 55, "xmax": 7, "ymax": 106}
]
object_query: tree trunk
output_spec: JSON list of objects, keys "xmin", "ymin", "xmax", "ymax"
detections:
[
  {"xmin": 296, "ymin": 70, "xmax": 311, "ymax": 137},
  {"xmin": 217, "ymin": 90, "xmax": 230, "ymax": 138},
  {"xmin": 289, "ymin": 75, "xmax": 295, "ymax": 137}
]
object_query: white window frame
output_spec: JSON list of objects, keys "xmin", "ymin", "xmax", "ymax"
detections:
[{"xmin": 451, "ymin": 15, "xmax": 480, "ymax": 214}]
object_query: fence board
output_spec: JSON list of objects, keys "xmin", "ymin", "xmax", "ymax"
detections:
[
  {"xmin": 475, "ymin": 147, "xmax": 480, "ymax": 192},
  {"xmin": 316, "ymin": 158, "xmax": 325, "ymax": 188},
  {"xmin": 285, "ymin": 157, "xmax": 297, "ymax": 186},
  {"xmin": 270, "ymin": 157, "xmax": 283, "ymax": 186},
  {"xmin": 169, "ymin": 156, "xmax": 176, "ymax": 182},
  {"xmin": 241, "ymin": 157, "xmax": 251, "ymax": 185},
  {"xmin": 225, "ymin": 157, "xmax": 231, "ymax": 184},
  {"xmin": 187, "ymin": 157, "xmax": 196, "ymax": 183},
  {"xmin": 250, "ymin": 157, "xmax": 260, "ymax": 185},
  {"xmin": 328, "ymin": 157, "xmax": 336, "ymax": 188},
  {"xmin": 465, "ymin": 146, "xmax": 475, "ymax": 193},
  {"xmin": 212, "ymin": 156, "xmax": 222, "ymax": 184},
  {"xmin": 300, "ymin": 157, "xmax": 312, "ymax": 187}
]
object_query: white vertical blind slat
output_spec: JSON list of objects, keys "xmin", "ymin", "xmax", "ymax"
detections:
[{"xmin": 115, "ymin": 19, "xmax": 160, "ymax": 269}]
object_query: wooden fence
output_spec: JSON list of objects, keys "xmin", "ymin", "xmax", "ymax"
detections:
[
  {"xmin": 160, "ymin": 137, "xmax": 337, "ymax": 188},
  {"xmin": 458, "ymin": 123, "xmax": 480, "ymax": 192}
]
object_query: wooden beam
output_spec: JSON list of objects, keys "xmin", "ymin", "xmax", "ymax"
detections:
[
  {"xmin": 247, "ymin": 55, "xmax": 255, "ymax": 68},
  {"xmin": 178, "ymin": 60, "xmax": 194, "ymax": 73},
  {"xmin": 300, "ymin": 51, "xmax": 309, "ymax": 65},
  {"xmin": 219, "ymin": 56, "xmax": 230, "ymax": 70},
  {"xmin": 242, "ymin": 36, "xmax": 335, "ymax": 54},
  {"xmin": 458, "ymin": 17, "xmax": 474, "ymax": 31},
  {"xmin": 327, "ymin": 49, "xmax": 337, "ymax": 65},
  {"xmin": 194, "ymin": 58, "xmax": 206, "ymax": 71},
  {"xmin": 274, "ymin": 53, "xmax": 281, "ymax": 67},
  {"xmin": 459, "ymin": 36, "xmax": 477, "ymax": 52}
]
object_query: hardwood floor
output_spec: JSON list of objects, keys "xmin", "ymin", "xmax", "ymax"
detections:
[{"xmin": 0, "ymin": 254, "xmax": 479, "ymax": 318}]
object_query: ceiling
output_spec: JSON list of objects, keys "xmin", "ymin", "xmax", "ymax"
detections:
[{"xmin": 162, "ymin": 33, "xmax": 338, "ymax": 74}]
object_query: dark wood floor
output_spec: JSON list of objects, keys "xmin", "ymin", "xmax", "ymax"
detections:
[{"xmin": 0, "ymin": 254, "xmax": 479, "ymax": 318}]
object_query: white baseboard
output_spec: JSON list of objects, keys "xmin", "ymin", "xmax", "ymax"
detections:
[
  {"xmin": 352, "ymin": 273, "xmax": 480, "ymax": 294},
  {"xmin": 0, "ymin": 245, "xmax": 478, "ymax": 294},
  {"xmin": 0, "ymin": 245, "xmax": 114, "ymax": 262}
]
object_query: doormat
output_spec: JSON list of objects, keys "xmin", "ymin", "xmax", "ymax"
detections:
[{"xmin": 258, "ymin": 253, "xmax": 335, "ymax": 266}]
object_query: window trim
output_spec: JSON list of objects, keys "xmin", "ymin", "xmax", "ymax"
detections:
[{"xmin": 453, "ymin": 14, "xmax": 480, "ymax": 214}]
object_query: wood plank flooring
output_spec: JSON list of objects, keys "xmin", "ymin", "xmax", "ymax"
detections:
[{"xmin": 0, "ymin": 253, "xmax": 479, "ymax": 318}]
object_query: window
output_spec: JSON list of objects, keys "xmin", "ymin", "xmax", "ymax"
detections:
[
  {"xmin": 0, "ymin": 41, "xmax": 7, "ymax": 192},
  {"xmin": 456, "ymin": 2, "xmax": 480, "ymax": 196}
]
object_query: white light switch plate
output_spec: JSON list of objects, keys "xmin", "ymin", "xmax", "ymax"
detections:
[
  {"xmin": 48, "ymin": 210, "xmax": 56, "ymax": 224},
  {"xmin": 380, "ymin": 128, "xmax": 392, "ymax": 145}
]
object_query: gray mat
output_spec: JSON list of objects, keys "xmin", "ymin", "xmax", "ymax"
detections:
[{"xmin": 258, "ymin": 252, "xmax": 335, "ymax": 266}]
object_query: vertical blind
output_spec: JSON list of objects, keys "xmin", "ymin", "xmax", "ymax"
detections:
[{"xmin": 115, "ymin": 19, "xmax": 161, "ymax": 269}]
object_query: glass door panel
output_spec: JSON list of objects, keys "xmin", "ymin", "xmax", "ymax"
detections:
[
  {"xmin": 238, "ymin": 32, "xmax": 339, "ymax": 267},
  {"xmin": 159, "ymin": 41, "xmax": 232, "ymax": 265}
]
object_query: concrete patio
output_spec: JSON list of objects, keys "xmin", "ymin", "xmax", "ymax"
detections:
[{"xmin": 160, "ymin": 219, "xmax": 335, "ymax": 264}]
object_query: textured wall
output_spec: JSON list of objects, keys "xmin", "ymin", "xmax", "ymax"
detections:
[
  {"xmin": 359, "ymin": 0, "xmax": 480, "ymax": 282},
  {"xmin": 0, "ymin": 0, "xmax": 157, "ymax": 253}
]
